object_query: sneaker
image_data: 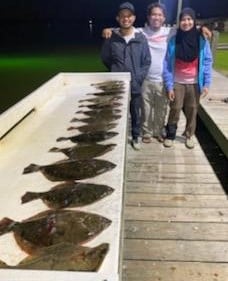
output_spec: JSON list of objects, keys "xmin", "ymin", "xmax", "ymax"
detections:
[
  {"xmin": 163, "ymin": 139, "xmax": 174, "ymax": 148},
  {"xmin": 142, "ymin": 136, "xmax": 152, "ymax": 143},
  {"xmin": 185, "ymin": 137, "xmax": 194, "ymax": 149},
  {"xmin": 131, "ymin": 138, "xmax": 141, "ymax": 150}
]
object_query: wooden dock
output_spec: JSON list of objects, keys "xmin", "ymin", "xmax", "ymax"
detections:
[
  {"xmin": 122, "ymin": 113, "xmax": 228, "ymax": 281},
  {"xmin": 199, "ymin": 70, "xmax": 228, "ymax": 158}
]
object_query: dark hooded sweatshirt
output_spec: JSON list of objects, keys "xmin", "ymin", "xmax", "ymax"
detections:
[{"xmin": 101, "ymin": 31, "xmax": 151, "ymax": 94}]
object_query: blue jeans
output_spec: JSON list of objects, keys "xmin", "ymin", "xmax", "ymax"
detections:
[{"xmin": 130, "ymin": 94, "xmax": 142, "ymax": 140}]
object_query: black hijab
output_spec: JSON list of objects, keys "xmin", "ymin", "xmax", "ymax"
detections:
[{"xmin": 175, "ymin": 8, "xmax": 200, "ymax": 62}]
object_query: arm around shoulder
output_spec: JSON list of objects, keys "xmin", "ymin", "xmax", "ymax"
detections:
[
  {"xmin": 140, "ymin": 38, "xmax": 151, "ymax": 82},
  {"xmin": 163, "ymin": 39, "xmax": 175, "ymax": 92},
  {"xmin": 203, "ymin": 40, "xmax": 213, "ymax": 88},
  {"xmin": 101, "ymin": 39, "xmax": 112, "ymax": 70}
]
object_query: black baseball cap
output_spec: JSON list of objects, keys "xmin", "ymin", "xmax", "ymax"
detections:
[{"xmin": 118, "ymin": 2, "xmax": 135, "ymax": 14}]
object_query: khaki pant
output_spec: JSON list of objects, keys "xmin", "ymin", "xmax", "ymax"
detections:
[
  {"xmin": 142, "ymin": 80, "xmax": 168, "ymax": 137},
  {"xmin": 167, "ymin": 83, "xmax": 200, "ymax": 139}
]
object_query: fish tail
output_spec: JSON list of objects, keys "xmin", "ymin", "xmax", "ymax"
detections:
[
  {"xmin": 23, "ymin": 164, "xmax": 40, "ymax": 174},
  {"xmin": 49, "ymin": 147, "xmax": 61, "ymax": 153},
  {"xmin": 56, "ymin": 137, "xmax": 67, "ymax": 142},
  {"xmin": 0, "ymin": 260, "xmax": 8, "ymax": 268},
  {"xmin": 21, "ymin": 192, "xmax": 41, "ymax": 204},
  {"xmin": 70, "ymin": 118, "xmax": 79, "ymax": 123},
  {"xmin": 0, "ymin": 217, "xmax": 16, "ymax": 235},
  {"xmin": 67, "ymin": 126, "xmax": 76, "ymax": 131}
]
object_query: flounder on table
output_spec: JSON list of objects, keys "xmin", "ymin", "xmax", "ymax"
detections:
[
  {"xmin": 71, "ymin": 115, "xmax": 121, "ymax": 124},
  {"xmin": 67, "ymin": 122, "xmax": 117, "ymax": 133},
  {"xmin": 0, "ymin": 242, "xmax": 109, "ymax": 272},
  {"xmin": 21, "ymin": 182, "xmax": 114, "ymax": 209},
  {"xmin": 49, "ymin": 143, "xmax": 116, "ymax": 160},
  {"xmin": 56, "ymin": 131, "xmax": 118, "ymax": 144},
  {"xmin": 75, "ymin": 108, "xmax": 121, "ymax": 117},
  {"xmin": 23, "ymin": 159, "xmax": 116, "ymax": 181},
  {"xmin": 0, "ymin": 210, "xmax": 111, "ymax": 254},
  {"xmin": 78, "ymin": 102, "xmax": 122, "ymax": 110},
  {"xmin": 87, "ymin": 90, "xmax": 125, "ymax": 96},
  {"xmin": 91, "ymin": 80, "xmax": 124, "ymax": 91},
  {"xmin": 79, "ymin": 95, "xmax": 123, "ymax": 104}
]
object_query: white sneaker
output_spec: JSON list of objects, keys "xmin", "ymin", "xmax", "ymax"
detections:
[
  {"xmin": 185, "ymin": 137, "xmax": 194, "ymax": 149},
  {"xmin": 163, "ymin": 139, "xmax": 174, "ymax": 148},
  {"xmin": 131, "ymin": 139, "xmax": 141, "ymax": 150}
]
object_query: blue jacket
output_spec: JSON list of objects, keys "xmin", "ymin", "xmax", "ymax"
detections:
[
  {"xmin": 101, "ymin": 31, "xmax": 151, "ymax": 94},
  {"xmin": 163, "ymin": 35, "xmax": 213, "ymax": 93}
]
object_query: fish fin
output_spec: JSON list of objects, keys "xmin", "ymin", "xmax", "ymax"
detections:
[
  {"xmin": 75, "ymin": 110, "xmax": 83, "ymax": 114},
  {"xmin": 23, "ymin": 164, "xmax": 40, "ymax": 174},
  {"xmin": 49, "ymin": 147, "xmax": 61, "ymax": 152},
  {"xmin": 70, "ymin": 118, "xmax": 79, "ymax": 123},
  {"xmin": 21, "ymin": 192, "xmax": 41, "ymax": 204},
  {"xmin": 56, "ymin": 137, "xmax": 67, "ymax": 142},
  {"xmin": 67, "ymin": 127, "xmax": 76, "ymax": 131},
  {"xmin": 0, "ymin": 217, "xmax": 16, "ymax": 235},
  {"xmin": 78, "ymin": 105, "xmax": 85, "ymax": 108},
  {"xmin": 0, "ymin": 260, "xmax": 8, "ymax": 268}
]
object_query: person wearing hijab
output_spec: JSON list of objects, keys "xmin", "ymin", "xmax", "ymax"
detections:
[{"xmin": 163, "ymin": 8, "xmax": 212, "ymax": 149}]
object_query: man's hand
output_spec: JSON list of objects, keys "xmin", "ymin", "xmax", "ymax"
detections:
[
  {"xmin": 102, "ymin": 28, "xmax": 113, "ymax": 39},
  {"xmin": 168, "ymin": 90, "xmax": 175, "ymax": 101},
  {"xmin": 201, "ymin": 26, "xmax": 212, "ymax": 40},
  {"xmin": 201, "ymin": 87, "xmax": 209, "ymax": 98}
]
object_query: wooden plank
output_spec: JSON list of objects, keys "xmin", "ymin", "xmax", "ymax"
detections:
[
  {"xmin": 125, "ymin": 221, "xmax": 228, "ymax": 241},
  {"xmin": 124, "ymin": 239, "xmax": 228, "ymax": 262},
  {"xmin": 127, "ymin": 157, "xmax": 210, "ymax": 164},
  {"xmin": 125, "ymin": 193, "xmax": 228, "ymax": 208},
  {"xmin": 127, "ymin": 172, "xmax": 221, "ymax": 184},
  {"xmin": 126, "ymin": 182, "xmax": 225, "ymax": 195},
  {"xmin": 125, "ymin": 206, "xmax": 228, "ymax": 222},
  {"xmin": 127, "ymin": 163, "xmax": 214, "ymax": 174},
  {"xmin": 122, "ymin": 260, "xmax": 228, "ymax": 281}
]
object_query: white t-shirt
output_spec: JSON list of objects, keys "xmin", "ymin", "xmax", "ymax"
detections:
[
  {"xmin": 116, "ymin": 27, "xmax": 139, "ymax": 43},
  {"xmin": 140, "ymin": 26, "xmax": 176, "ymax": 82}
]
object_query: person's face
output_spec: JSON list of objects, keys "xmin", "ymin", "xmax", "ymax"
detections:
[
  {"xmin": 179, "ymin": 15, "xmax": 194, "ymax": 31},
  {"xmin": 116, "ymin": 9, "xmax": 136, "ymax": 29},
  {"xmin": 147, "ymin": 7, "xmax": 165, "ymax": 29}
]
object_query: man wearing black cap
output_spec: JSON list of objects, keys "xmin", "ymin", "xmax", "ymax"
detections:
[{"xmin": 101, "ymin": 2, "xmax": 151, "ymax": 150}]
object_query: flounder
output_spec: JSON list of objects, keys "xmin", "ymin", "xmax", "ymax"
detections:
[
  {"xmin": 49, "ymin": 143, "xmax": 116, "ymax": 159},
  {"xmin": 67, "ymin": 122, "xmax": 117, "ymax": 133},
  {"xmin": 56, "ymin": 131, "xmax": 118, "ymax": 144},
  {"xmin": 71, "ymin": 115, "xmax": 121, "ymax": 124},
  {"xmin": 21, "ymin": 182, "xmax": 114, "ymax": 209},
  {"xmin": 79, "ymin": 95, "xmax": 123, "ymax": 104},
  {"xmin": 87, "ymin": 90, "xmax": 125, "ymax": 96},
  {"xmin": 23, "ymin": 159, "xmax": 116, "ymax": 181},
  {"xmin": 91, "ymin": 80, "xmax": 124, "ymax": 91},
  {"xmin": 0, "ymin": 242, "xmax": 109, "ymax": 272},
  {"xmin": 75, "ymin": 108, "xmax": 121, "ymax": 117},
  {"xmin": 0, "ymin": 210, "xmax": 111, "ymax": 254},
  {"xmin": 78, "ymin": 102, "xmax": 122, "ymax": 110}
]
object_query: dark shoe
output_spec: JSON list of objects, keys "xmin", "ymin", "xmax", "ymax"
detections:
[{"xmin": 142, "ymin": 136, "xmax": 152, "ymax": 143}]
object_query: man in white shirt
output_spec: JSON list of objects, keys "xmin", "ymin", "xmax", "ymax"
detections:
[{"xmin": 140, "ymin": 3, "xmax": 174, "ymax": 143}]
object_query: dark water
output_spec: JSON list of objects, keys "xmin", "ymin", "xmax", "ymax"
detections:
[
  {"xmin": 196, "ymin": 116, "xmax": 228, "ymax": 193},
  {"xmin": 0, "ymin": 21, "xmax": 117, "ymax": 52}
]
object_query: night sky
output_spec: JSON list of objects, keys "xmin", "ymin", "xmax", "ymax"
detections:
[
  {"xmin": 0, "ymin": 0, "xmax": 228, "ymax": 22},
  {"xmin": 0, "ymin": 0, "xmax": 227, "ymax": 49}
]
